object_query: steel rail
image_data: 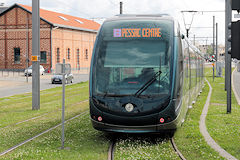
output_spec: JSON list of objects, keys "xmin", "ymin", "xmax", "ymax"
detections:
[
  {"xmin": 108, "ymin": 139, "xmax": 116, "ymax": 160},
  {"xmin": 170, "ymin": 137, "xmax": 187, "ymax": 160},
  {"xmin": 0, "ymin": 111, "xmax": 88, "ymax": 156}
]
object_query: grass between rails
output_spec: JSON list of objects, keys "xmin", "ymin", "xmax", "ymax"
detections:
[
  {"xmin": 0, "ymin": 82, "xmax": 88, "ymax": 128},
  {"xmin": 0, "ymin": 82, "xmax": 110, "ymax": 159},
  {"xmin": 206, "ymin": 68, "xmax": 240, "ymax": 159},
  {"xmin": 114, "ymin": 134, "xmax": 179, "ymax": 160}
]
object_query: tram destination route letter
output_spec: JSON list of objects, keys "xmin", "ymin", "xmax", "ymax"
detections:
[{"xmin": 113, "ymin": 28, "xmax": 162, "ymax": 38}]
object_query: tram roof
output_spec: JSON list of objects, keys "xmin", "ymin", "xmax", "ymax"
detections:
[{"xmin": 105, "ymin": 14, "xmax": 174, "ymax": 22}]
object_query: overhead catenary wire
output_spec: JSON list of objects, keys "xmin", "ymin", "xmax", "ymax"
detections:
[
  {"xmin": 181, "ymin": 11, "xmax": 197, "ymax": 37},
  {"xmin": 181, "ymin": 9, "xmax": 225, "ymax": 43},
  {"xmin": 189, "ymin": 37, "xmax": 214, "ymax": 38},
  {"xmin": 181, "ymin": 10, "xmax": 225, "ymax": 13},
  {"xmin": 191, "ymin": 27, "xmax": 213, "ymax": 28}
]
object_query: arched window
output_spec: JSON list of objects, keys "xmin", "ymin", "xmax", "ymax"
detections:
[
  {"xmin": 76, "ymin": 48, "xmax": 80, "ymax": 64},
  {"xmin": 40, "ymin": 51, "xmax": 47, "ymax": 63},
  {"xmin": 14, "ymin": 48, "xmax": 21, "ymax": 64},
  {"xmin": 67, "ymin": 48, "xmax": 70, "ymax": 59},
  {"xmin": 85, "ymin": 49, "xmax": 88, "ymax": 60},
  {"xmin": 56, "ymin": 48, "xmax": 60, "ymax": 63}
]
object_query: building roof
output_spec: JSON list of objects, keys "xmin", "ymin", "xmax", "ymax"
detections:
[
  {"xmin": 0, "ymin": 7, "xmax": 8, "ymax": 14},
  {"xmin": 0, "ymin": 3, "xmax": 100, "ymax": 32}
]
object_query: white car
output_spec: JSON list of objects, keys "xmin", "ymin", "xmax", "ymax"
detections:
[
  {"xmin": 51, "ymin": 73, "xmax": 74, "ymax": 84},
  {"xmin": 24, "ymin": 65, "xmax": 45, "ymax": 76}
]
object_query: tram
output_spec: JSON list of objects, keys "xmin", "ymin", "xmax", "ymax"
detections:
[{"xmin": 89, "ymin": 14, "xmax": 205, "ymax": 133}]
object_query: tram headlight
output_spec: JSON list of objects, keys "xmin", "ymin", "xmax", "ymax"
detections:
[
  {"xmin": 98, "ymin": 116, "xmax": 103, "ymax": 122},
  {"xmin": 160, "ymin": 118, "xmax": 165, "ymax": 123},
  {"xmin": 125, "ymin": 103, "xmax": 134, "ymax": 112}
]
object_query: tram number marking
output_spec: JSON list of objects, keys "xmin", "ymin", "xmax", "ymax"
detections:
[{"xmin": 113, "ymin": 28, "xmax": 162, "ymax": 38}]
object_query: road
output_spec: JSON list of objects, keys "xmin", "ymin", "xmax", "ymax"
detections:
[
  {"xmin": 0, "ymin": 73, "xmax": 89, "ymax": 98},
  {"xmin": 233, "ymin": 68, "xmax": 240, "ymax": 105}
]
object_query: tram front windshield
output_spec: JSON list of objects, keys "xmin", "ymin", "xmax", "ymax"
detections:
[{"xmin": 92, "ymin": 19, "xmax": 173, "ymax": 97}]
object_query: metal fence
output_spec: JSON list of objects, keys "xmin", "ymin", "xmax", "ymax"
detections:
[
  {"xmin": 51, "ymin": 67, "xmax": 90, "ymax": 75},
  {"xmin": 0, "ymin": 67, "xmax": 90, "ymax": 77},
  {"xmin": 0, "ymin": 69, "xmax": 25, "ymax": 77}
]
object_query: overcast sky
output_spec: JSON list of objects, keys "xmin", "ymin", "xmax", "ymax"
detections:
[{"xmin": 2, "ymin": 0, "xmax": 237, "ymax": 45}]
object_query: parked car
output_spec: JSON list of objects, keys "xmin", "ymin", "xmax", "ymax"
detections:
[
  {"xmin": 51, "ymin": 73, "xmax": 74, "ymax": 84},
  {"xmin": 24, "ymin": 65, "xmax": 45, "ymax": 76}
]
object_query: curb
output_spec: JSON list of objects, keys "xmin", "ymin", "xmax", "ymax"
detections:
[
  {"xmin": 199, "ymin": 79, "xmax": 237, "ymax": 160},
  {"xmin": 232, "ymin": 68, "xmax": 240, "ymax": 105}
]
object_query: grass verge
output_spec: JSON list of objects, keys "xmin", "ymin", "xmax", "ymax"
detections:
[
  {"xmin": 206, "ymin": 68, "xmax": 240, "ymax": 159},
  {"xmin": 0, "ymin": 82, "xmax": 110, "ymax": 159},
  {"xmin": 174, "ymin": 81, "xmax": 223, "ymax": 160},
  {"xmin": 1, "ymin": 113, "xmax": 110, "ymax": 160},
  {"xmin": 0, "ymin": 82, "xmax": 88, "ymax": 128}
]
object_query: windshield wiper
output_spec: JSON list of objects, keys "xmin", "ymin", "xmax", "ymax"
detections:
[
  {"xmin": 103, "ymin": 91, "xmax": 108, "ymax": 98},
  {"xmin": 134, "ymin": 70, "xmax": 162, "ymax": 98},
  {"xmin": 102, "ymin": 92, "xmax": 129, "ymax": 98}
]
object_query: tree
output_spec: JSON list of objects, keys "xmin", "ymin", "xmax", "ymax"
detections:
[{"xmin": 207, "ymin": 45, "xmax": 213, "ymax": 56}]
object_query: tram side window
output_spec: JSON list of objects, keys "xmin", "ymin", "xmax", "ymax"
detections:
[
  {"xmin": 176, "ymin": 37, "xmax": 183, "ymax": 98},
  {"xmin": 184, "ymin": 47, "xmax": 189, "ymax": 78}
]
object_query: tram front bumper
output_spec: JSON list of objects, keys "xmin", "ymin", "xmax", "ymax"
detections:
[{"xmin": 91, "ymin": 118, "xmax": 178, "ymax": 133}]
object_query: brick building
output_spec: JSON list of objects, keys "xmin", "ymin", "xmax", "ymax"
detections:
[{"xmin": 0, "ymin": 4, "xmax": 100, "ymax": 72}]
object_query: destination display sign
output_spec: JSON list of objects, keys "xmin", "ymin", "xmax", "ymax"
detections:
[{"xmin": 113, "ymin": 28, "xmax": 162, "ymax": 38}]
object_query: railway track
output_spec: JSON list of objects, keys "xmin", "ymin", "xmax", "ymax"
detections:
[
  {"xmin": 0, "ymin": 99, "xmax": 88, "ymax": 130},
  {"xmin": 108, "ymin": 135, "xmax": 186, "ymax": 160},
  {"xmin": 170, "ymin": 137, "xmax": 186, "ymax": 160},
  {"xmin": 0, "ymin": 110, "xmax": 88, "ymax": 156},
  {"xmin": 108, "ymin": 138, "xmax": 116, "ymax": 160}
]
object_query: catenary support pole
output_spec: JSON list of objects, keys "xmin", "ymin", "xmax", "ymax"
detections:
[
  {"xmin": 120, "ymin": 2, "xmax": 123, "ymax": 14},
  {"xmin": 213, "ymin": 16, "xmax": 215, "ymax": 78},
  {"xmin": 225, "ymin": 0, "xmax": 232, "ymax": 113},
  {"xmin": 32, "ymin": 0, "xmax": 40, "ymax": 110},
  {"xmin": 213, "ymin": 16, "xmax": 215, "ymax": 57},
  {"xmin": 194, "ymin": 34, "xmax": 196, "ymax": 45},
  {"xmin": 26, "ymin": 16, "xmax": 29, "ymax": 83},
  {"xmin": 216, "ymin": 23, "xmax": 218, "ymax": 62},
  {"xmin": 216, "ymin": 23, "xmax": 219, "ymax": 76},
  {"xmin": 61, "ymin": 59, "xmax": 66, "ymax": 149}
]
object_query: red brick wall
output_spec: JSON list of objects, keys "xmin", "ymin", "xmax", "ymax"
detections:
[
  {"xmin": 51, "ymin": 28, "xmax": 96, "ymax": 71},
  {"xmin": 0, "ymin": 7, "xmax": 51, "ymax": 70}
]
